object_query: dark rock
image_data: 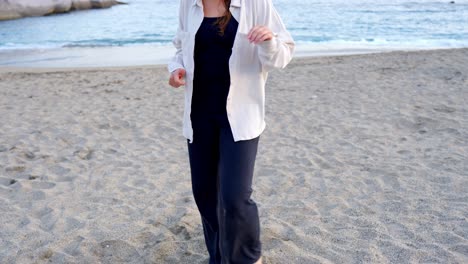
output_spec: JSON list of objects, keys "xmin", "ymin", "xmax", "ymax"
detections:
[{"xmin": 0, "ymin": 0, "xmax": 127, "ymax": 21}]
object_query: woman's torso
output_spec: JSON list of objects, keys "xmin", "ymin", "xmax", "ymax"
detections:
[{"xmin": 191, "ymin": 15, "xmax": 239, "ymax": 120}]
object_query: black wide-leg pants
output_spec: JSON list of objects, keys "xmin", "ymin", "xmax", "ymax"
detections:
[{"xmin": 187, "ymin": 114, "xmax": 262, "ymax": 264}]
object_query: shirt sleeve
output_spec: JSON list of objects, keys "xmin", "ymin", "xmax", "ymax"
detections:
[
  {"xmin": 256, "ymin": 0, "xmax": 295, "ymax": 72},
  {"xmin": 167, "ymin": 0, "xmax": 186, "ymax": 73}
]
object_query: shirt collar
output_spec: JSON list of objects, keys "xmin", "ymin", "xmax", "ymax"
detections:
[
  {"xmin": 192, "ymin": 0, "xmax": 241, "ymax": 8},
  {"xmin": 231, "ymin": 0, "xmax": 241, "ymax": 7}
]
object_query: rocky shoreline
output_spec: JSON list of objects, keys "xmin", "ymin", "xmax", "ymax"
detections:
[{"xmin": 0, "ymin": 0, "xmax": 127, "ymax": 21}]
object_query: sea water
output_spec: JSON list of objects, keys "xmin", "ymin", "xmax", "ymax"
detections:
[{"xmin": 0, "ymin": 0, "xmax": 467, "ymax": 52}]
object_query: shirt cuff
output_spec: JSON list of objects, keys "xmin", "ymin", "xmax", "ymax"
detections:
[
  {"xmin": 167, "ymin": 62, "xmax": 185, "ymax": 74},
  {"xmin": 257, "ymin": 34, "xmax": 279, "ymax": 54}
]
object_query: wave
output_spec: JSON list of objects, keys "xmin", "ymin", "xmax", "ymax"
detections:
[
  {"xmin": 1, "ymin": 38, "xmax": 467, "ymax": 52},
  {"xmin": 294, "ymin": 38, "xmax": 468, "ymax": 49},
  {"xmin": 0, "ymin": 40, "xmax": 169, "ymax": 51}
]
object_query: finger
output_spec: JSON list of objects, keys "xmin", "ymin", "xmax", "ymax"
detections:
[
  {"xmin": 174, "ymin": 76, "xmax": 185, "ymax": 86},
  {"xmin": 170, "ymin": 79, "xmax": 178, "ymax": 88},
  {"xmin": 172, "ymin": 82, "xmax": 182, "ymax": 88},
  {"xmin": 252, "ymin": 30, "xmax": 271, "ymax": 43},
  {"xmin": 251, "ymin": 28, "xmax": 271, "ymax": 43},
  {"xmin": 178, "ymin": 72, "xmax": 185, "ymax": 80},
  {"xmin": 169, "ymin": 76, "xmax": 179, "ymax": 88},
  {"xmin": 173, "ymin": 72, "xmax": 182, "ymax": 82},
  {"xmin": 258, "ymin": 32, "xmax": 274, "ymax": 43},
  {"xmin": 247, "ymin": 26, "xmax": 256, "ymax": 39},
  {"xmin": 176, "ymin": 78, "xmax": 185, "ymax": 87},
  {"xmin": 248, "ymin": 26, "xmax": 262, "ymax": 40},
  {"xmin": 252, "ymin": 29, "xmax": 266, "ymax": 43}
]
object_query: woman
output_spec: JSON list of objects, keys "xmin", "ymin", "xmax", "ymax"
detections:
[{"xmin": 167, "ymin": 0, "xmax": 294, "ymax": 263}]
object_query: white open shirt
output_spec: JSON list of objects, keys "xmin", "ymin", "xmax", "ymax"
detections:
[{"xmin": 167, "ymin": 0, "xmax": 295, "ymax": 143}]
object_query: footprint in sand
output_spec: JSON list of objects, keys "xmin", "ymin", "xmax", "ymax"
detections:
[
  {"xmin": 376, "ymin": 240, "xmax": 414, "ymax": 264},
  {"xmin": 64, "ymin": 217, "xmax": 85, "ymax": 232},
  {"xmin": 49, "ymin": 164, "xmax": 71, "ymax": 174},
  {"xmin": 73, "ymin": 147, "xmax": 94, "ymax": 160},
  {"xmin": 5, "ymin": 165, "xmax": 26, "ymax": 173},
  {"xmin": 96, "ymin": 240, "xmax": 142, "ymax": 264},
  {"xmin": 0, "ymin": 177, "xmax": 18, "ymax": 186},
  {"xmin": 40, "ymin": 210, "xmax": 58, "ymax": 231},
  {"xmin": 31, "ymin": 181, "xmax": 56, "ymax": 189},
  {"xmin": 395, "ymin": 115, "xmax": 440, "ymax": 135},
  {"xmin": 28, "ymin": 175, "xmax": 39, "ymax": 180},
  {"xmin": 63, "ymin": 236, "xmax": 85, "ymax": 257},
  {"xmin": 433, "ymin": 105, "xmax": 456, "ymax": 113},
  {"xmin": 34, "ymin": 206, "xmax": 57, "ymax": 231},
  {"xmin": 168, "ymin": 224, "xmax": 192, "ymax": 240},
  {"xmin": 22, "ymin": 150, "xmax": 36, "ymax": 160},
  {"xmin": 0, "ymin": 145, "xmax": 9, "ymax": 152},
  {"xmin": 448, "ymin": 244, "xmax": 468, "ymax": 257}
]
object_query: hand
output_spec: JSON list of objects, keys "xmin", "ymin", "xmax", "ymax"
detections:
[
  {"xmin": 247, "ymin": 26, "xmax": 274, "ymax": 44},
  {"xmin": 168, "ymin": 68, "xmax": 186, "ymax": 88}
]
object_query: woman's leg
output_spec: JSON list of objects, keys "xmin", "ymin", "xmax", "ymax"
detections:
[
  {"xmin": 217, "ymin": 122, "xmax": 262, "ymax": 264},
  {"xmin": 187, "ymin": 118, "xmax": 222, "ymax": 264}
]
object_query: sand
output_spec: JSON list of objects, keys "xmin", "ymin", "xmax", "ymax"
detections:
[{"xmin": 0, "ymin": 48, "xmax": 467, "ymax": 263}]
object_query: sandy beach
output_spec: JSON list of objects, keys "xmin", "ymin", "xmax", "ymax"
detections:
[{"xmin": 0, "ymin": 47, "xmax": 467, "ymax": 263}]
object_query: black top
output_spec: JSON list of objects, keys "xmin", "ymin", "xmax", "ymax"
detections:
[{"xmin": 191, "ymin": 16, "xmax": 239, "ymax": 120}]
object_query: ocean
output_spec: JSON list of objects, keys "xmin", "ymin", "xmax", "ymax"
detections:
[{"xmin": 0, "ymin": 0, "xmax": 467, "ymax": 51}]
